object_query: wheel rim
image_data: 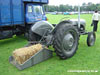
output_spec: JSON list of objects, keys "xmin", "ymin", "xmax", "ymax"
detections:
[
  {"xmin": 63, "ymin": 33, "xmax": 74, "ymax": 50},
  {"xmin": 62, "ymin": 30, "xmax": 78, "ymax": 54},
  {"xmin": 89, "ymin": 34, "xmax": 95, "ymax": 46}
]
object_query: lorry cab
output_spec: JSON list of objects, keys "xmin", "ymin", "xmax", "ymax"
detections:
[
  {"xmin": 26, "ymin": 4, "xmax": 47, "ymax": 23},
  {"xmin": 0, "ymin": 0, "xmax": 48, "ymax": 40}
]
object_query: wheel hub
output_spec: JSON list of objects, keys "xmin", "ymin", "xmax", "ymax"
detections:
[
  {"xmin": 90, "ymin": 34, "xmax": 95, "ymax": 45},
  {"xmin": 63, "ymin": 33, "xmax": 74, "ymax": 50}
]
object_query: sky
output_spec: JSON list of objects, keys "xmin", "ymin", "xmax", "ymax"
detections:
[{"xmin": 49, "ymin": 0, "xmax": 100, "ymax": 6}]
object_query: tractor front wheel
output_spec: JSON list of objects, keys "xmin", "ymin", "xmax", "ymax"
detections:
[{"xmin": 87, "ymin": 32, "xmax": 96, "ymax": 46}]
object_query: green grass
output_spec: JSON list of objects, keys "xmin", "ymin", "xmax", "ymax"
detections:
[{"xmin": 0, "ymin": 14, "xmax": 100, "ymax": 75}]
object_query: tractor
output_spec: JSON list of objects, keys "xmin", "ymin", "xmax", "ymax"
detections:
[
  {"xmin": 28, "ymin": 3, "xmax": 96, "ymax": 59},
  {"xmin": 29, "ymin": 18, "xmax": 96, "ymax": 59}
]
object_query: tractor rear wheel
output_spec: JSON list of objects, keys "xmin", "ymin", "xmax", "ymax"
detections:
[{"xmin": 53, "ymin": 24, "xmax": 79, "ymax": 59}]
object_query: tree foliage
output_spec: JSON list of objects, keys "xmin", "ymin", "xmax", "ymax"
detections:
[{"xmin": 44, "ymin": 2, "xmax": 100, "ymax": 12}]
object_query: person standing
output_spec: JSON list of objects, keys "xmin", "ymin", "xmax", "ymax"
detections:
[{"xmin": 92, "ymin": 11, "xmax": 100, "ymax": 32}]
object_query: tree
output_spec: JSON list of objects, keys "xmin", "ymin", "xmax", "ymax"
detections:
[
  {"xmin": 59, "ymin": 5, "xmax": 66, "ymax": 12},
  {"xmin": 43, "ymin": 2, "xmax": 100, "ymax": 12}
]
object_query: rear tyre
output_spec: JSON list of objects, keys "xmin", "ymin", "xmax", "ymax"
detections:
[
  {"xmin": 24, "ymin": 32, "xmax": 29, "ymax": 40},
  {"xmin": 53, "ymin": 24, "xmax": 79, "ymax": 59},
  {"xmin": 16, "ymin": 32, "xmax": 23, "ymax": 36},
  {"xmin": 87, "ymin": 32, "xmax": 96, "ymax": 46}
]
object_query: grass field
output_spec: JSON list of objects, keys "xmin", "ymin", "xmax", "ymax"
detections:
[{"xmin": 0, "ymin": 14, "xmax": 100, "ymax": 75}]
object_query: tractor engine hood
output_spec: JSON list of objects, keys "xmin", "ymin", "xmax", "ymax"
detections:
[{"xmin": 69, "ymin": 19, "xmax": 86, "ymax": 26}]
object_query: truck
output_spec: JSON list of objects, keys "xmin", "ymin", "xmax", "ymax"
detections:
[{"xmin": 0, "ymin": 0, "xmax": 48, "ymax": 40}]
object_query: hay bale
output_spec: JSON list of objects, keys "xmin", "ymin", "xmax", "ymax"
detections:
[{"xmin": 13, "ymin": 44, "xmax": 42, "ymax": 64}]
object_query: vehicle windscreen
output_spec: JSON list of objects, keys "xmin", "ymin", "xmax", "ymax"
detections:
[{"xmin": 34, "ymin": 5, "xmax": 43, "ymax": 15}]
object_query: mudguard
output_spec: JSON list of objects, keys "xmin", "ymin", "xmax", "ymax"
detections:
[{"xmin": 31, "ymin": 21, "xmax": 54, "ymax": 36}]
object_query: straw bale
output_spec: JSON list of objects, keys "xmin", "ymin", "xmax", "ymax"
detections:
[{"xmin": 13, "ymin": 44, "xmax": 42, "ymax": 64}]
